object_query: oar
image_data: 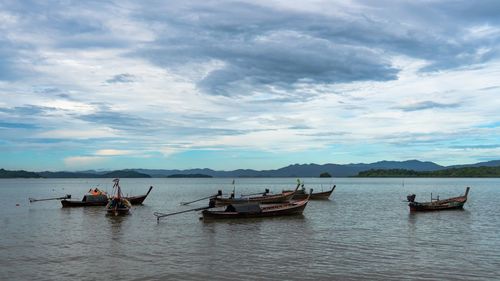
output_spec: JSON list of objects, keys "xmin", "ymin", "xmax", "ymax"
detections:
[
  {"xmin": 29, "ymin": 194, "xmax": 71, "ymax": 203},
  {"xmin": 154, "ymin": 206, "xmax": 211, "ymax": 223},
  {"xmin": 180, "ymin": 190, "xmax": 222, "ymax": 205}
]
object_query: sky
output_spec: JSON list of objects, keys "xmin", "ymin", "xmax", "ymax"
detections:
[{"xmin": 1, "ymin": 0, "xmax": 500, "ymax": 171}]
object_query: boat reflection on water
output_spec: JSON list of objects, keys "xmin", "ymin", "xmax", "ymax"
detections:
[{"xmin": 200, "ymin": 213, "xmax": 305, "ymax": 224}]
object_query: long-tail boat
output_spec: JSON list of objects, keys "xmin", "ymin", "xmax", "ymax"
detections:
[
  {"xmin": 60, "ymin": 185, "xmax": 153, "ymax": 207},
  {"xmin": 201, "ymin": 190, "xmax": 312, "ymax": 220},
  {"xmin": 125, "ymin": 186, "xmax": 153, "ymax": 205},
  {"xmin": 212, "ymin": 182, "xmax": 301, "ymax": 206},
  {"xmin": 106, "ymin": 179, "xmax": 131, "ymax": 215},
  {"xmin": 407, "ymin": 187, "xmax": 470, "ymax": 212},
  {"xmin": 61, "ymin": 188, "xmax": 109, "ymax": 207},
  {"xmin": 287, "ymin": 185, "xmax": 336, "ymax": 200}
]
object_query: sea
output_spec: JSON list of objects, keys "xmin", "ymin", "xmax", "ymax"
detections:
[{"xmin": 0, "ymin": 178, "xmax": 499, "ymax": 281}]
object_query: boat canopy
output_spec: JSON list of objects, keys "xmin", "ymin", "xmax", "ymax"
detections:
[
  {"xmin": 82, "ymin": 193, "xmax": 108, "ymax": 202},
  {"xmin": 225, "ymin": 203, "xmax": 261, "ymax": 213}
]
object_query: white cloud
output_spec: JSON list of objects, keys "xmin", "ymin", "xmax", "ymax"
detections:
[
  {"xmin": 159, "ymin": 146, "xmax": 185, "ymax": 157},
  {"xmin": 64, "ymin": 156, "xmax": 106, "ymax": 168},
  {"xmin": 465, "ymin": 24, "xmax": 500, "ymax": 40},
  {"xmin": 36, "ymin": 127, "xmax": 118, "ymax": 139},
  {"xmin": 1, "ymin": 0, "xmax": 500, "ymax": 169},
  {"xmin": 94, "ymin": 149, "xmax": 134, "ymax": 156}
]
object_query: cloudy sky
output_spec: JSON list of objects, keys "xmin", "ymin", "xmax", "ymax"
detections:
[{"xmin": 1, "ymin": 0, "xmax": 499, "ymax": 171}]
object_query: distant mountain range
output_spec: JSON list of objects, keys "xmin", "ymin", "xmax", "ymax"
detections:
[
  {"xmin": 0, "ymin": 170, "xmax": 151, "ymax": 179},
  {"xmin": 132, "ymin": 160, "xmax": 499, "ymax": 177},
  {"xmin": 1, "ymin": 159, "xmax": 499, "ymax": 178}
]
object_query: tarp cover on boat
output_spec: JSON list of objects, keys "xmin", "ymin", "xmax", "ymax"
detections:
[
  {"xmin": 82, "ymin": 194, "xmax": 108, "ymax": 202},
  {"xmin": 88, "ymin": 188, "xmax": 107, "ymax": 196},
  {"xmin": 226, "ymin": 203, "xmax": 261, "ymax": 213}
]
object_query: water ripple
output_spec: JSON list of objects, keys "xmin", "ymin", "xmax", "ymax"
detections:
[{"xmin": 1, "ymin": 178, "xmax": 500, "ymax": 280}]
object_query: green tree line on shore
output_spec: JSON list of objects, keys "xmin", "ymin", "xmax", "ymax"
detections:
[
  {"xmin": 356, "ymin": 166, "xmax": 500, "ymax": 177},
  {"xmin": 0, "ymin": 169, "xmax": 42, "ymax": 178}
]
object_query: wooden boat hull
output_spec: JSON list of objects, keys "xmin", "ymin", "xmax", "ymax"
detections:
[
  {"xmin": 292, "ymin": 185, "xmax": 336, "ymax": 200},
  {"xmin": 202, "ymin": 200, "xmax": 308, "ymax": 220},
  {"xmin": 106, "ymin": 198, "xmax": 131, "ymax": 215},
  {"xmin": 61, "ymin": 193, "xmax": 109, "ymax": 207},
  {"xmin": 61, "ymin": 198, "xmax": 145, "ymax": 207},
  {"xmin": 213, "ymin": 191, "xmax": 295, "ymax": 206},
  {"xmin": 408, "ymin": 187, "xmax": 470, "ymax": 212},
  {"xmin": 106, "ymin": 208, "xmax": 130, "ymax": 215},
  {"xmin": 61, "ymin": 200, "xmax": 108, "ymax": 207},
  {"xmin": 409, "ymin": 201, "xmax": 465, "ymax": 212},
  {"xmin": 126, "ymin": 186, "xmax": 153, "ymax": 205}
]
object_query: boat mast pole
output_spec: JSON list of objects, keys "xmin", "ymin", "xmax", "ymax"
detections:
[
  {"xmin": 112, "ymin": 178, "xmax": 122, "ymax": 199},
  {"xmin": 231, "ymin": 179, "xmax": 235, "ymax": 198}
]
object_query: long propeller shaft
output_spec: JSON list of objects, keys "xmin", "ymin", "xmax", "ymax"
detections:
[
  {"xmin": 29, "ymin": 194, "xmax": 71, "ymax": 203},
  {"xmin": 154, "ymin": 206, "xmax": 210, "ymax": 222}
]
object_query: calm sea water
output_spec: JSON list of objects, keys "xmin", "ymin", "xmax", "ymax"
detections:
[{"xmin": 0, "ymin": 178, "xmax": 499, "ymax": 280}]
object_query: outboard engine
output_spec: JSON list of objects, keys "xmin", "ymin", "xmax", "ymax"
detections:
[
  {"xmin": 407, "ymin": 194, "xmax": 416, "ymax": 202},
  {"xmin": 217, "ymin": 190, "xmax": 222, "ymax": 196},
  {"xmin": 265, "ymin": 188, "xmax": 270, "ymax": 194},
  {"xmin": 208, "ymin": 198, "xmax": 216, "ymax": 208}
]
